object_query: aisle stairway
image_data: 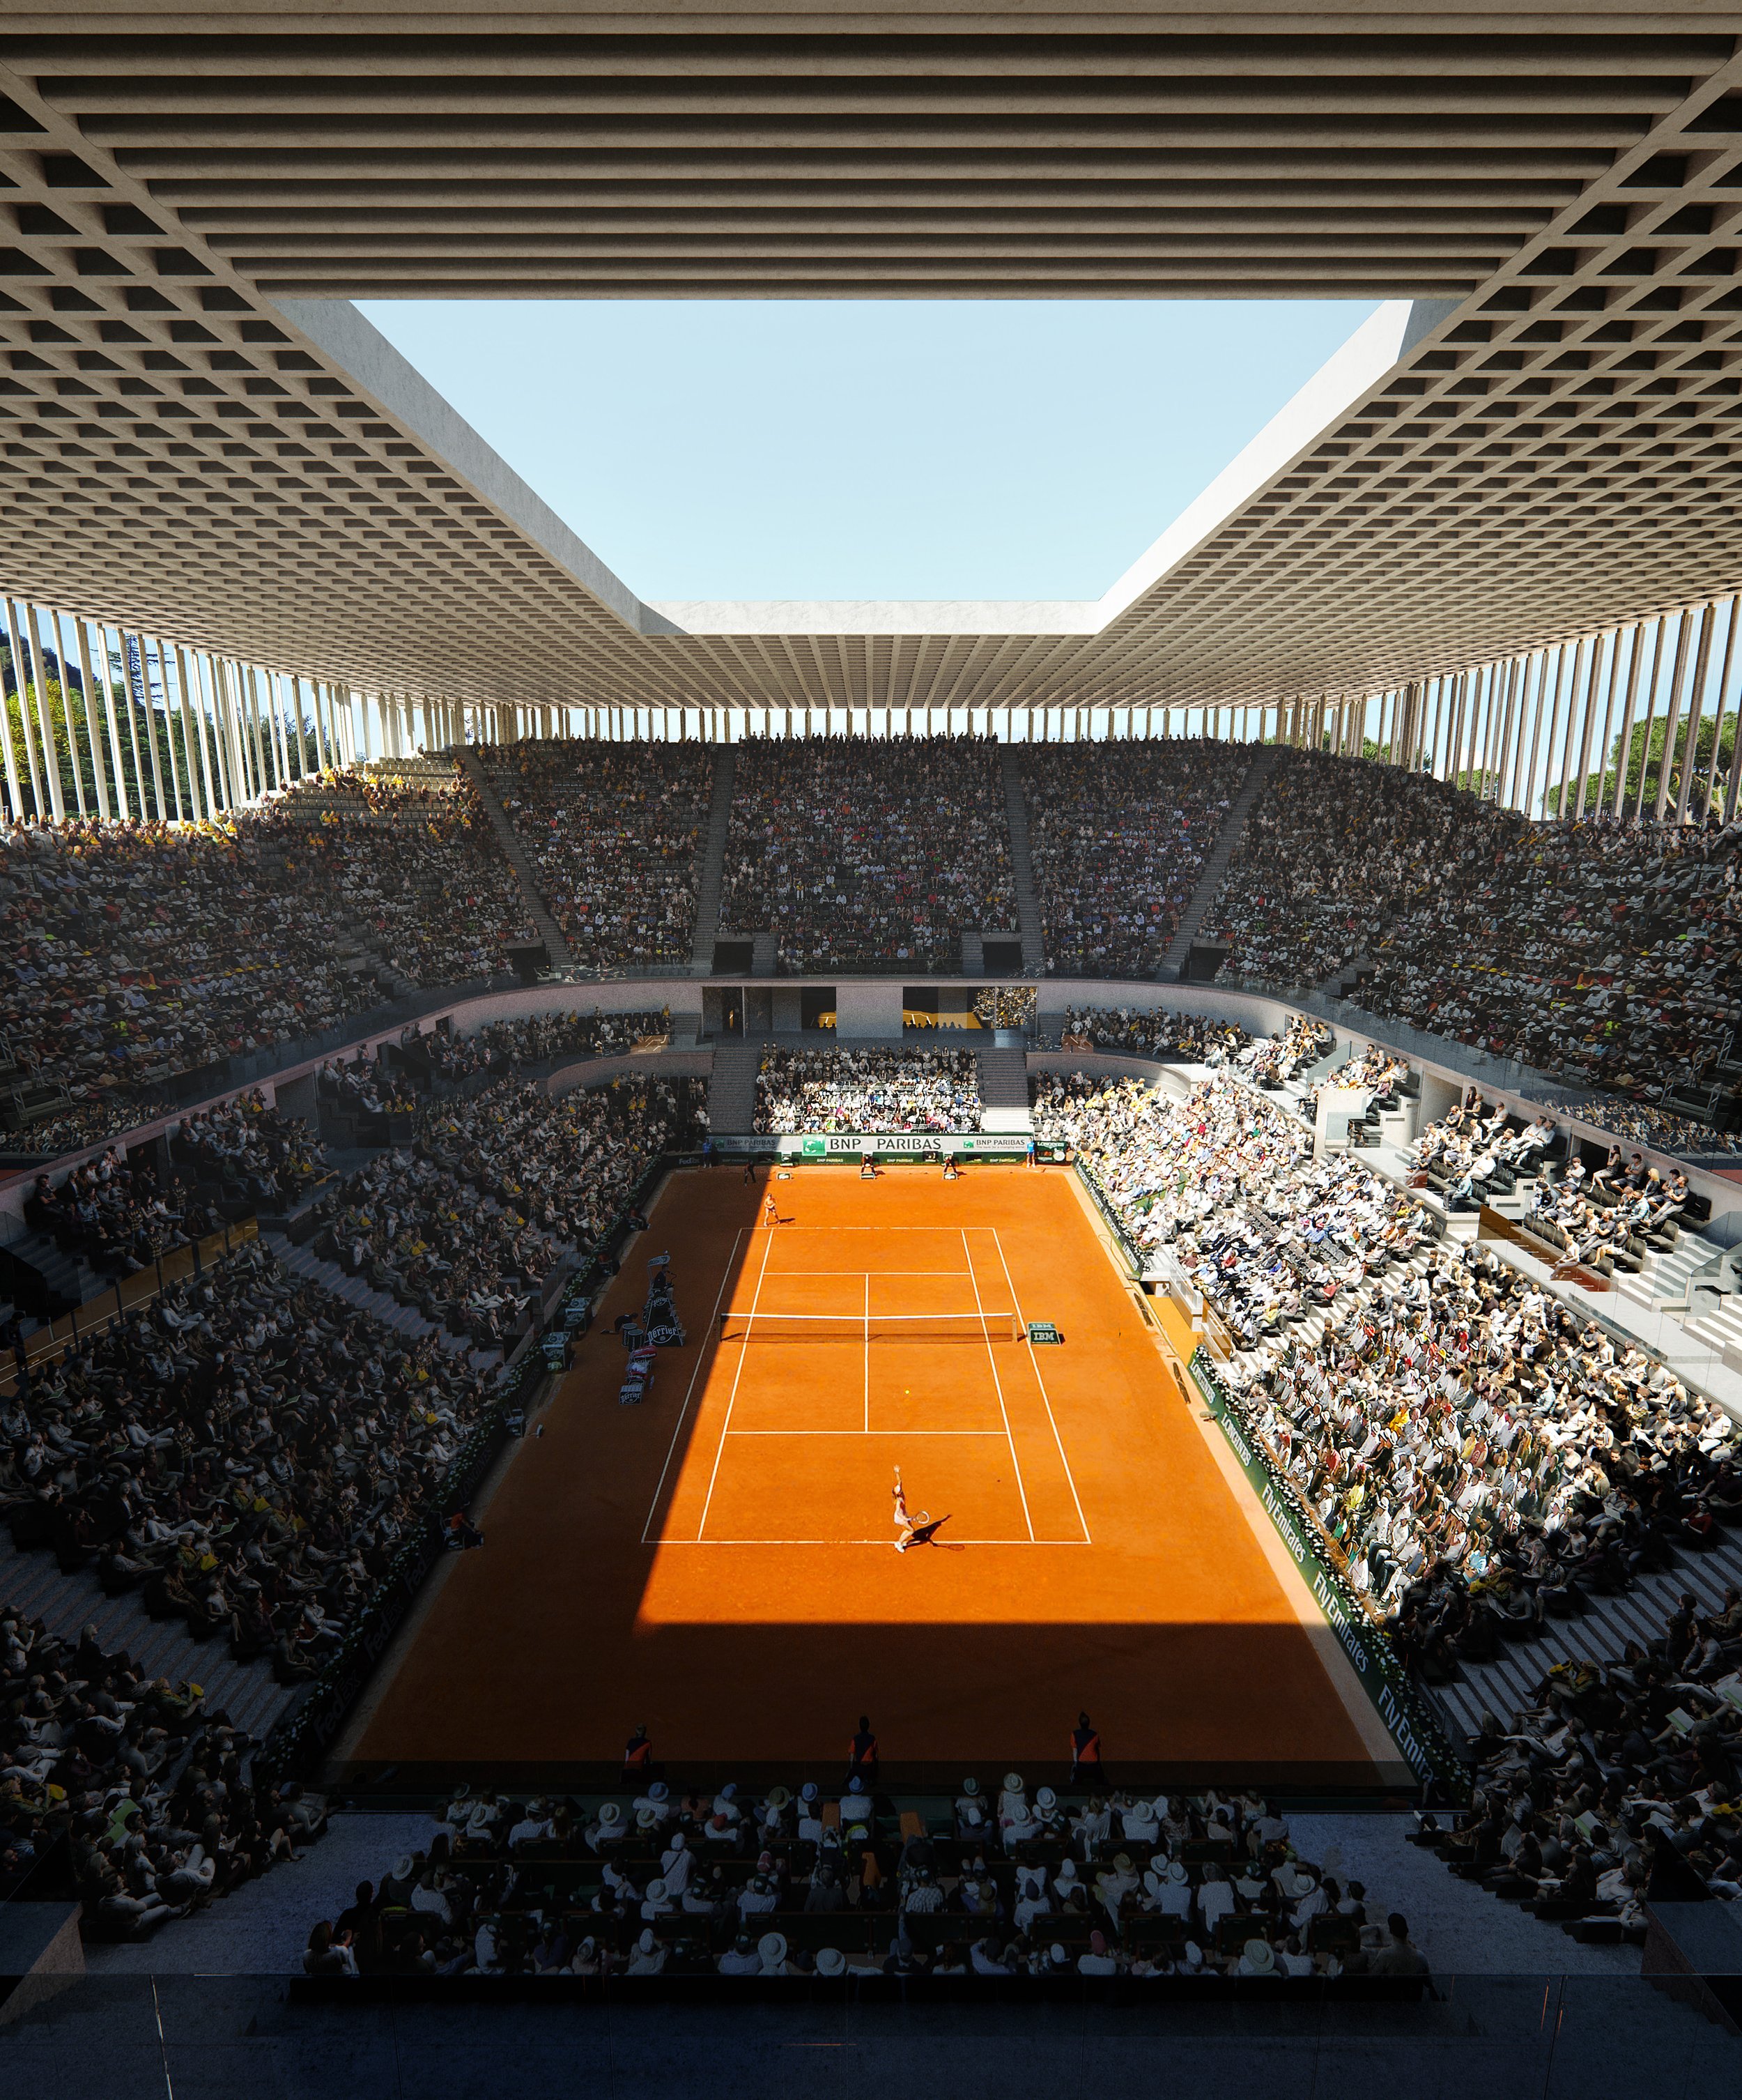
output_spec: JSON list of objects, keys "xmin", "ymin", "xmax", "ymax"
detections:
[
  {"xmin": 1686, "ymin": 1290, "xmax": 1742, "ymax": 1377},
  {"xmin": 1428, "ymin": 1525, "xmax": 1742, "ymax": 1742},
  {"xmin": 975, "ymin": 1045, "xmax": 1033, "ymax": 1133},
  {"xmin": 457, "ymin": 749, "xmax": 574, "ymax": 971},
  {"xmin": 1157, "ymin": 744, "xmax": 1282, "ymax": 981},
  {"xmin": 262, "ymin": 1229, "xmax": 502, "ymax": 1369},
  {"xmin": 689, "ymin": 744, "xmax": 737, "ymax": 972},
  {"xmin": 0, "ymin": 1528, "xmax": 298, "ymax": 1743},
  {"xmin": 998, "ymin": 747, "xmax": 1045, "ymax": 976},
  {"xmin": 707, "ymin": 1044, "xmax": 760, "ymax": 1135}
]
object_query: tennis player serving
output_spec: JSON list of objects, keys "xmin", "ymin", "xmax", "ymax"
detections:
[{"xmin": 892, "ymin": 1466, "xmax": 950, "ymax": 1553}]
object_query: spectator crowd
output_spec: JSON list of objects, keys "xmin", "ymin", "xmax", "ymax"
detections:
[
  {"xmin": 308, "ymin": 1071, "xmax": 708, "ymax": 1349},
  {"xmin": 1, "ymin": 1233, "xmax": 498, "ymax": 1707},
  {"xmin": 1024, "ymin": 742, "xmax": 1250, "ymax": 978},
  {"xmin": 754, "ymin": 1049, "xmax": 982, "ymax": 1133},
  {"xmin": 263, "ymin": 767, "xmax": 532, "ymax": 990},
  {"xmin": 1424, "ymin": 1587, "xmax": 1742, "ymax": 1930},
  {"xmin": 1203, "ymin": 751, "xmax": 1742, "ymax": 1136},
  {"xmin": 303, "ymin": 1779, "xmax": 1427, "ymax": 1981},
  {"xmin": 1055, "ymin": 1004, "xmax": 1254, "ymax": 1065},
  {"xmin": 721, "ymin": 737, "xmax": 1015, "ymax": 974},
  {"xmin": 2, "ymin": 1602, "xmax": 330, "ymax": 1938}
]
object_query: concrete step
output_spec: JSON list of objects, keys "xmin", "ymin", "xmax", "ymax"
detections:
[
  {"xmin": 0, "ymin": 1528, "xmax": 299, "ymax": 1745},
  {"xmin": 750, "ymin": 932, "xmax": 776, "ymax": 975},
  {"xmin": 1431, "ymin": 1528, "xmax": 1742, "ymax": 1742},
  {"xmin": 1157, "ymin": 744, "xmax": 1278, "ymax": 979},
  {"xmin": 708, "ymin": 1043, "xmax": 761, "ymax": 1135},
  {"xmin": 688, "ymin": 744, "xmax": 736, "ymax": 972},
  {"xmin": 999, "ymin": 746, "xmax": 1045, "ymax": 977},
  {"xmin": 457, "ymin": 749, "xmax": 573, "ymax": 971},
  {"xmin": 974, "ymin": 1045, "xmax": 1030, "ymax": 1110},
  {"xmin": 262, "ymin": 1230, "xmax": 500, "ymax": 1365}
]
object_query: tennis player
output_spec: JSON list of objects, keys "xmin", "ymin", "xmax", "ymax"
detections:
[
  {"xmin": 762, "ymin": 1191, "xmax": 778, "ymax": 1229},
  {"xmin": 893, "ymin": 1466, "xmax": 948, "ymax": 1551}
]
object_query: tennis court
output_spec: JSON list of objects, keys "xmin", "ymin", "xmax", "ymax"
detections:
[
  {"xmin": 647, "ymin": 1224, "xmax": 1090, "ymax": 1547},
  {"xmin": 347, "ymin": 1165, "xmax": 1396, "ymax": 1786}
]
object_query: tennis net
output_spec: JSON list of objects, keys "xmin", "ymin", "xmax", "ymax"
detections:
[{"xmin": 718, "ymin": 1310, "xmax": 1024, "ymax": 1344}]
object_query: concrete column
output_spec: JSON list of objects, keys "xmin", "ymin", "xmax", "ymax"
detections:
[
  {"xmin": 0, "ymin": 601, "xmax": 26, "ymax": 818},
  {"xmin": 1628, "ymin": 616, "xmax": 1668, "ymax": 825},
  {"xmin": 1701, "ymin": 599, "xmax": 1740, "ymax": 822},
  {"xmin": 22, "ymin": 604, "xmax": 66, "ymax": 820},
  {"xmin": 1539, "ymin": 644, "xmax": 1571, "ymax": 820},
  {"xmin": 3, "ymin": 600, "xmax": 46, "ymax": 816},
  {"xmin": 1580, "ymin": 633, "xmax": 1614, "ymax": 822},
  {"xmin": 71, "ymin": 618, "xmax": 111, "ymax": 821},
  {"xmin": 149, "ymin": 641, "xmax": 183, "ymax": 821},
  {"xmin": 1651, "ymin": 611, "xmax": 1694, "ymax": 824},
  {"xmin": 47, "ymin": 613, "xmax": 88, "ymax": 818},
  {"xmin": 1674, "ymin": 599, "xmax": 1716, "ymax": 826}
]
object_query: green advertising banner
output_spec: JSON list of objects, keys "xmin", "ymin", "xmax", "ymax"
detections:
[{"xmin": 1188, "ymin": 1349, "xmax": 1468, "ymax": 1798}]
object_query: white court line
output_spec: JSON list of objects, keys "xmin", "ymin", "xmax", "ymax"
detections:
[
  {"xmin": 638, "ymin": 1223, "xmax": 745, "ymax": 1546},
  {"xmin": 727, "ymin": 1429, "xmax": 1007, "ymax": 1436},
  {"xmin": 989, "ymin": 1226, "xmax": 1093, "ymax": 1545},
  {"xmin": 694, "ymin": 1226, "xmax": 775, "ymax": 1542},
  {"xmin": 962, "ymin": 1227, "xmax": 1033, "ymax": 1542},
  {"xmin": 658, "ymin": 1537, "xmax": 1091, "ymax": 1547},
  {"xmin": 863, "ymin": 1272, "xmax": 870, "ymax": 1433},
  {"xmin": 758, "ymin": 1269, "xmax": 969, "ymax": 1277}
]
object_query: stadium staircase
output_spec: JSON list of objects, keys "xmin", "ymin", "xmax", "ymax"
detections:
[
  {"xmin": 0, "ymin": 1528, "xmax": 300, "ymax": 1744},
  {"xmin": 707, "ymin": 1044, "xmax": 760, "ymax": 1135},
  {"xmin": 974, "ymin": 1045, "xmax": 1032, "ymax": 1131},
  {"xmin": 1425, "ymin": 1524, "xmax": 1742, "ymax": 1742},
  {"xmin": 998, "ymin": 747, "xmax": 1045, "ymax": 976},
  {"xmin": 689, "ymin": 744, "xmax": 737, "ymax": 972},
  {"xmin": 2, "ymin": 1225, "xmax": 105, "ymax": 1323},
  {"xmin": 1157, "ymin": 744, "xmax": 1282, "ymax": 981},
  {"xmin": 260, "ymin": 1229, "xmax": 503, "ymax": 1370},
  {"xmin": 1685, "ymin": 1289, "xmax": 1742, "ymax": 1378},
  {"xmin": 456, "ymin": 749, "xmax": 574, "ymax": 972}
]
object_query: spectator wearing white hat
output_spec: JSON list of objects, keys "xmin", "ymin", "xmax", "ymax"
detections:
[
  {"xmin": 585, "ymin": 1801, "xmax": 626, "ymax": 1853},
  {"xmin": 955, "ymin": 1777, "xmax": 991, "ymax": 1839},
  {"xmin": 1238, "ymin": 1938, "xmax": 1278, "ymax": 1977},
  {"xmin": 626, "ymin": 1928, "xmax": 666, "ymax": 1976},
  {"xmin": 757, "ymin": 1931, "xmax": 791, "ymax": 1977}
]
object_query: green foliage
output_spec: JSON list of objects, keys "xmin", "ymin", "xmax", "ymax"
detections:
[
  {"xmin": 0, "ymin": 639, "xmax": 306, "ymax": 821},
  {"xmin": 1560, "ymin": 708, "xmax": 1736, "ymax": 818}
]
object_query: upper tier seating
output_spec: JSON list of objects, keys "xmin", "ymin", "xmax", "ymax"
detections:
[
  {"xmin": 754, "ymin": 1048, "xmax": 981, "ymax": 1134},
  {"xmin": 477, "ymin": 741, "xmax": 713, "ymax": 972},
  {"xmin": 262, "ymin": 765, "xmax": 532, "ymax": 988},
  {"xmin": 720, "ymin": 737, "xmax": 1014, "ymax": 974},
  {"xmin": 1022, "ymin": 740, "xmax": 1249, "ymax": 978},
  {"xmin": 1203, "ymin": 751, "xmax": 1742, "ymax": 1123}
]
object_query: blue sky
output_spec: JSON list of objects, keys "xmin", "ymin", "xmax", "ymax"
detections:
[{"xmin": 360, "ymin": 299, "xmax": 1377, "ymax": 603}]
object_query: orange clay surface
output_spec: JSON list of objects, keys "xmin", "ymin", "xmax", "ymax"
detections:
[{"xmin": 353, "ymin": 1166, "xmax": 1377, "ymax": 1782}]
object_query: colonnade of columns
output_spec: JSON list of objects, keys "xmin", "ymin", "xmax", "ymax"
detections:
[{"xmin": 6, "ymin": 591, "xmax": 1739, "ymax": 827}]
